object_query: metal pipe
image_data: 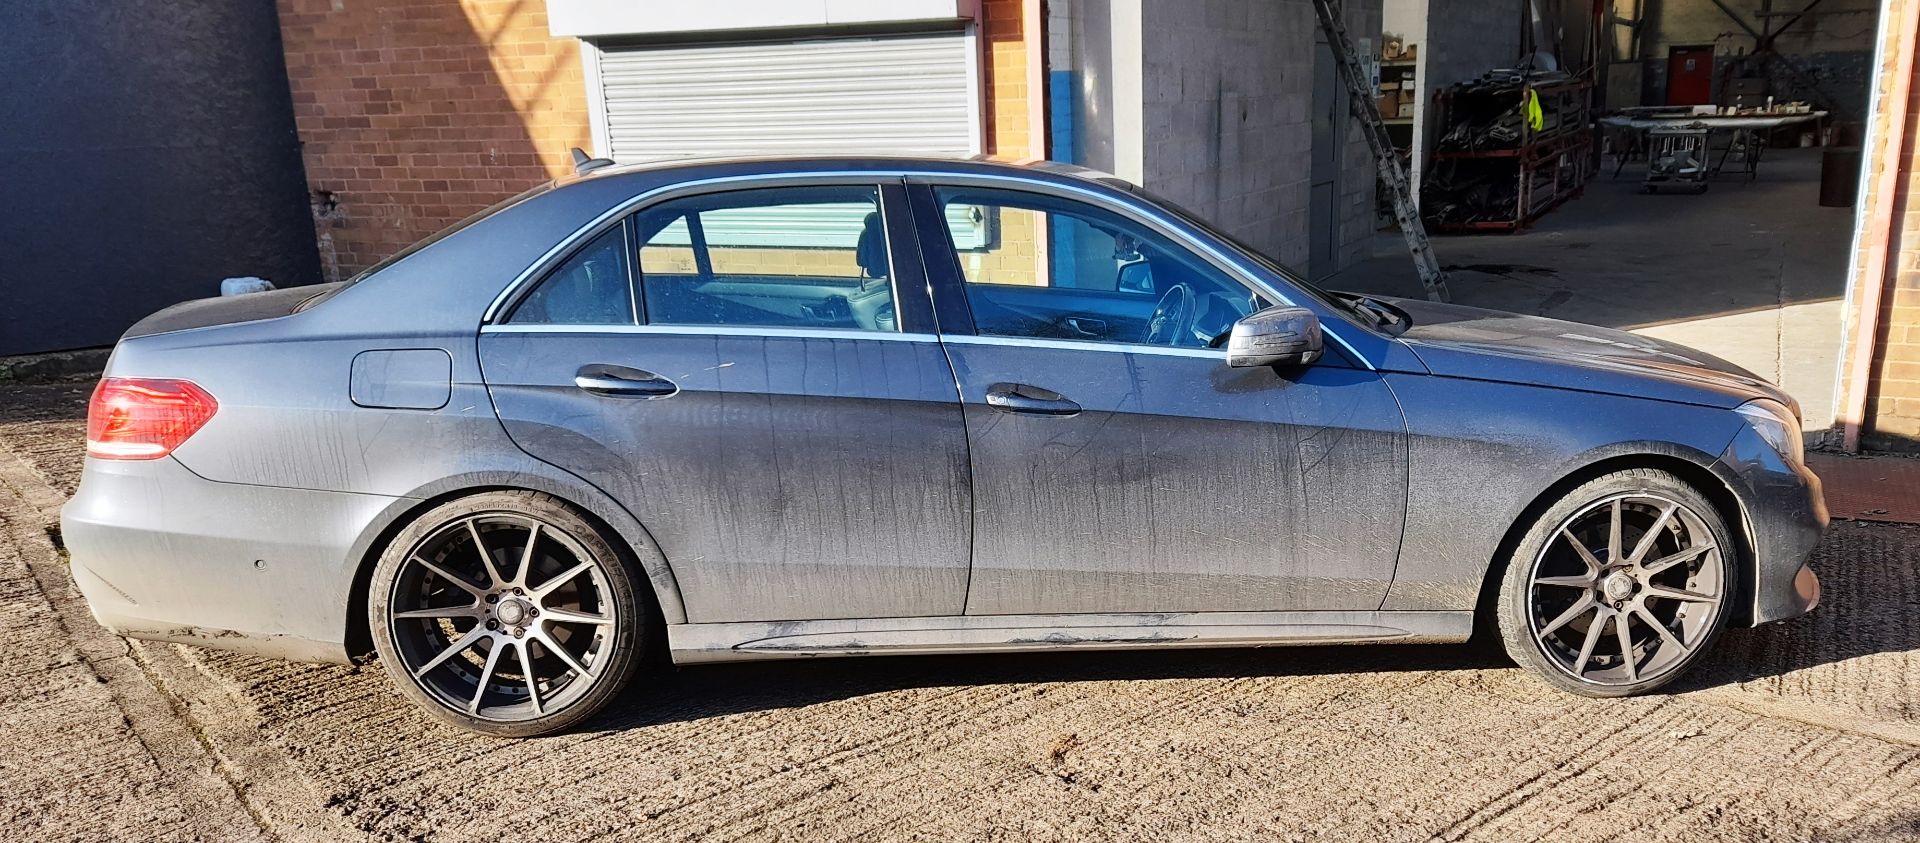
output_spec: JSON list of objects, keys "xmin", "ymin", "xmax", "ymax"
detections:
[{"xmin": 1838, "ymin": 0, "xmax": 1920, "ymax": 451}]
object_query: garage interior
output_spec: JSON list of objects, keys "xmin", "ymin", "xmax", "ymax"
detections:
[{"xmin": 1323, "ymin": 0, "xmax": 1883, "ymax": 436}]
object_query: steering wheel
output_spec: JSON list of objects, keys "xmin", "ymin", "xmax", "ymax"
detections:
[{"xmin": 1143, "ymin": 282, "xmax": 1197, "ymax": 346}]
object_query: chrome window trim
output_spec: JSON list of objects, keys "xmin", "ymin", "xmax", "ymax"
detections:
[
  {"xmin": 939, "ymin": 334, "xmax": 1225, "ymax": 359},
  {"xmin": 481, "ymin": 169, "xmax": 1375, "ymax": 369},
  {"xmin": 481, "ymin": 324, "xmax": 940, "ymax": 343}
]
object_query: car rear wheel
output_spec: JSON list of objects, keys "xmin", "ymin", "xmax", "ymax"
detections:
[
  {"xmin": 368, "ymin": 491, "xmax": 645, "ymax": 737},
  {"xmin": 1496, "ymin": 468, "xmax": 1733, "ymax": 697}
]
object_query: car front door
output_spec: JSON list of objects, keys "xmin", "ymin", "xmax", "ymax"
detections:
[
  {"xmin": 909, "ymin": 181, "xmax": 1408, "ymax": 616},
  {"xmin": 480, "ymin": 181, "xmax": 972, "ymax": 623}
]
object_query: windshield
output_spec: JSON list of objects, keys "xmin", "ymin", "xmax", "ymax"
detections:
[
  {"xmin": 296, "ymin": 182, "xmax": 553, "ymax": 311},
  {"xmin": 1115, "ymin": 182, "xmax": 1394, "ymax": 331}
]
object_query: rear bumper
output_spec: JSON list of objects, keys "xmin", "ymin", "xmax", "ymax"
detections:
[
  {"xmin": 1715, "ymin": 426, "xmax": 1827, "ymax": 626},
  {"xmin": 60, "ymin": 456, "xmax": 403, "ymax": 663}
]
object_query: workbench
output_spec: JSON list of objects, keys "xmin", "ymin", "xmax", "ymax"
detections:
[{"xmin": 1599, "ymin": 110, "xmax": 1827, "ymax": 184}]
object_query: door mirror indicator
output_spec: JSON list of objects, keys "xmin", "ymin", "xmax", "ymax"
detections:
[{"xmin": 1227, "ymin": 306, "xmax": 1323, "ymax": 368}]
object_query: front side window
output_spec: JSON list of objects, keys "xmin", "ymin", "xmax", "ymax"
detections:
[
  {"xmin": 633, "ymin": 185, "xmax": 898, "ymax": 333},
  {"xmin": 507, "ymin": 226, "xmax": 636, "ymax": 325},
  {"xmin": 933, "ymin": 187, "xmax": 1269, "ymax": 348}
]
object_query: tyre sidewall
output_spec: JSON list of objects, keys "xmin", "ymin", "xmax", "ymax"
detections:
[
  {"xmin": 1496, "ymin": 469, "xmax": 1734, "ymax": 698},
  {"xmin": 368, "ymin": 491, "xmax": 646, "ymax": 738}
]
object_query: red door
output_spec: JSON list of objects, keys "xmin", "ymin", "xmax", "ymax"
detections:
[{"xmin": 1666, "ymin": 46, "xmax": 1714, "ymax": 106}]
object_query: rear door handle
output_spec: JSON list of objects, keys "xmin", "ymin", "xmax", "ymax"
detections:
[
  {"xmin": 985, "ymin": 383, "xmax": 1081, "ymax": 416},
  {"xmin": 574, "ymin": 364, "xmax": 678, "ymax": 399}
]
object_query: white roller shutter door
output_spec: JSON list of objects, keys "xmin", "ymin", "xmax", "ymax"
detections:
[{"xmin": 593, "ymin": 33, "xmax": 979, "ymax": 162}]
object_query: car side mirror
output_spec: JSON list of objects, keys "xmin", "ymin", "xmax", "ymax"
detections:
[{"xmin": 1227, "ymin": 305, "xmax": 1323, "ymax": 368}]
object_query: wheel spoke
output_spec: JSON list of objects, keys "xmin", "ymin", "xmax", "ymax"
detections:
[
  {"xmin": 1635, "ymin": 605, "xmax": 1688, "ymax": 653},
  {"xmin": 393, "ymin": 604, "xmax": 482, "ymax": 620},
  {"xmin": 1538, "ymin": 594, "xmax": 1596, "ymax": 638},
  {"xmin": 1640, "ymin": 543, "xmax": 1714, "ymax": 576},
  {"xmin": 1626, "ymin": 503, "xmax": 1679, "ymax": 564},
  {"xmin": 513, "ymin": 522, "xmax": 541, "ymax": 588},
  {"xmin": 469, "ymin": 640, "xmax": 505, "ymax": 715},
  {"xmin": 1535, "ymin": 575, "xmax": 1595, "ymax": 589},
  {"xmin": 542, "ymin": 607, "xmax": 611, "ymax": 626},
  {"xmin": 1573, "ymin": 610, "xmax": 1607, "ymax": 676},
  {"xmin": 536, "ymin": 629, "xmax": 595, "ymax": 679},
  {"xmin": 412, "ymin": 626, "xmax": 488, "ymax": 679},
  {"xmin": 532, "ymin": 560, "xmax": 594, "ymax": 599},
  {"xmin": 1644, "ymin": 584, "xmax": 1718, "ymax": 605},
  {"xmin": 411, "ymin": 555, "xmax": 488, "ymax": 599},
  {"xmin": 1561, "ymin": 528, "xmax": 1604, "ymax": 574},
  {"xmin": 1613, "ymin": 613, "xmax": 1639, "ymax": 681},
  {"xmin": 517, "ymin": 641, "xmax": 543, "ymax": 716},
  {"xmin": 468, "ymin": 519, "xmax": 510, "ymax": 588},
  {"xmin": 1607, "ymin": 499, "xmax": 1624, "ymax": 563}
]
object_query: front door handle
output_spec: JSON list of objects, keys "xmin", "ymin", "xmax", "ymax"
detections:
[
  {"xmin": 575, "ymin": 364, "xmax": 678, "ymax": 399},
  {"xmin": 985, "ymin": 383, "xmax": 1081, "ymax": 416}
]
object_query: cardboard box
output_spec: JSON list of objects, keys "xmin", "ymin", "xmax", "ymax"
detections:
[
  {"xmin": 1380, "ymin": 81, "xmax": 1401, "ymax": 92},
  {"xmin": 1377, "ymin": 95, "xmax": 1398, "ymax": 116},
  {"xmin": 1397, "ymin": 102, "xmax": 1415, "ymax": 118}
]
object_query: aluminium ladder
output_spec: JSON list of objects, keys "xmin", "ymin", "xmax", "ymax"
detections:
[{"xmin": 1310, "ymin": 0, "xmax": 1451, "ymax": 302}]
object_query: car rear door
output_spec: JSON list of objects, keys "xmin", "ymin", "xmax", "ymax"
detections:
[
  {"xmin": 479, "ymin": 180, "xmax": 973, "ymax": 624},
  {"xmin": 907, "ymin": 179, "xmax": 1409, "ymax": 616}
]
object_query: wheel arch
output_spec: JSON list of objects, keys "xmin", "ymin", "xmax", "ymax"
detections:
[
  {"xmin": 342, "ymin": 473, "xmax": 686, "ymax": 661},
  {"xmin": 1470, "ymin": 446, "xmax": 1757, "ymax": 642}
]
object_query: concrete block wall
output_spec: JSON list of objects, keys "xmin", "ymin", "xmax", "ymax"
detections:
[
  {"xmin": 1415, "ymin": 0, "xmax": 1522, "ymax": 187},
  {"xmin": 278, "ymin": 0, "xmax": 590, "ymax": 279},
  {"xmin": 1134, "ymin": 0, "xmax": 1380, "ymax": 271}
]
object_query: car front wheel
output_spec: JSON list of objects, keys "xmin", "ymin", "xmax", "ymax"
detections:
[
  {"xmin": 1496, "ymin": 468, "xmax": 1733, "ymax": 697},
  {"xmin": 368, "ymin": 491, "xmax": 646, "ymax": 737}
]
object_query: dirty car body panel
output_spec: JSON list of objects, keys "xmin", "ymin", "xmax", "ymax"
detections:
[{"xmin": 61, "ymin": 157, "xmax": 1823, "ymax": 684}]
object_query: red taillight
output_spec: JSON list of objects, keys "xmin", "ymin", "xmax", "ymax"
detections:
[{"xmin": 86, "ymin": 378, "xmax": 219, "ymax": 460}]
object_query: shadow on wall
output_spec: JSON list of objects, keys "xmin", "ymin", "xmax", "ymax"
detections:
[
  {"xmin": 0, "ymin": 1, "xmax": 321, "ymax": 356},
  {"xmin": 279, "ymin": 0, "xmax": 589, "ymax": 280}
]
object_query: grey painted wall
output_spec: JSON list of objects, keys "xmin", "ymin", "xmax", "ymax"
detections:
[
  {"xmin": 0, "ymin": 2, "xmax": 320, "ymax": 355},
  {"xmin": 1053, "ymin": 0, "xmax": 1383, "ymax": 275}
]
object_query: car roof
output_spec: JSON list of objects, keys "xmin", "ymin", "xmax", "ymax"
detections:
[{"xmin": 553, "ymin": 153, "xmax": 1138, "ymax": 193}]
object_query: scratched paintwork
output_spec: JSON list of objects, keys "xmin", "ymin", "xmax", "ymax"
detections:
[{"xmin": 58, "ymin": 156, "xmax": 1826, "ymax": 671}]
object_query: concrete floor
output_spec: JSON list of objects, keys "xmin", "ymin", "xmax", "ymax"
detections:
[{"xmin": 1330, "ymin": 147, "xmax": 1855, "ymax": 430}]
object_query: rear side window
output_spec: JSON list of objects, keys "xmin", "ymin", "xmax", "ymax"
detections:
[
  {"xmin": 631, "ymin": 185, "xmax": 898, "ymax": 333},
  {"xmin": 507, "ymin": 226, "xmax": 636, "ymax": 325}
]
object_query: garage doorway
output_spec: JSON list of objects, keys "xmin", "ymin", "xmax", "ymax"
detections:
[{"xmin": 1329, "ymin": 2, "xmax": 1886, "ymax": 437}]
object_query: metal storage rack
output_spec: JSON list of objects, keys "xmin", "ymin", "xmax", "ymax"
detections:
[{"xmin": 1424, "ymin": 78, "xmax": 1596, "ymax": 233}]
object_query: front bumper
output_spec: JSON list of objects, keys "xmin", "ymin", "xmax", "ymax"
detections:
[
  {"xmin": 60, "ymin": 456, "xmax": 403, "ymax": 663},
  {"xmin": 1714, "ymin": 425, "xmax": 1827, "ymax": 626}
]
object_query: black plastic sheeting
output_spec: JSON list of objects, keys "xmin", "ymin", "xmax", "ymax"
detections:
[{"xmin": 0, "ymin": 2, "xmax": 320, "ymax": 355}]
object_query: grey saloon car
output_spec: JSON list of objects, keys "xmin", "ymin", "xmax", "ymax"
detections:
[{"xmin": 64, "ymin": 156, "xmax": 1825, "ymax": 736}]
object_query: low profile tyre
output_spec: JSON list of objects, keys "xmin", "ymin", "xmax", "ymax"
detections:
[
  {"xmin": 368, "ymin": 491, "xmax": 646, "ymax": 737},
  {"xmin": 1496, "ymin": 469, "xmax": 1733, "ymax": 697}
]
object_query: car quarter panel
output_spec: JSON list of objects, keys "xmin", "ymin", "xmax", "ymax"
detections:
[{"xmin": 1379, "ymin": 373, "xmax": 1749, "ymax": 613}]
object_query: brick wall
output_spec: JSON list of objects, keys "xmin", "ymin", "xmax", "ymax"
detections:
[
  {"xmin": 1856, "ymin": 0, "xmax": 1920, "ymax": 449},
  {"xmin": 278, "ymin": 0, "xmax": 590, "ymax": 279},
  {"xmin": 982, "ymin": 0, "xmax": 1037, "ymax": 158}
]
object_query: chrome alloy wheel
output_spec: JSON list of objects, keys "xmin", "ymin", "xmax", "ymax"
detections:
[
  {"xmin": 386, "ymin": 514, "xmax": 617, "ymax": 722},
  {"xmin": 1525, "ymin": 493, "xmax": 1724, "ymax": 686}
]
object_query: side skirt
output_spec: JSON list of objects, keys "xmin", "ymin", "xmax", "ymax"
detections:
[{"xmin": 666, "ymin": 610, "xmax": 1474, "ymax": 664}]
